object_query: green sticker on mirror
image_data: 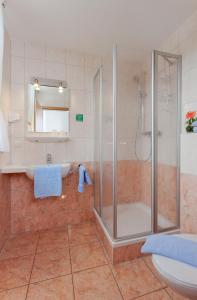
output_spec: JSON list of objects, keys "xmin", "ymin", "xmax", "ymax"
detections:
[{"xmin": 76, "ymin": 114, "xmax": 83, "ymax": 122}]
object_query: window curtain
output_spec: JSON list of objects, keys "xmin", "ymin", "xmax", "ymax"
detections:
[
  {"xmin": 0, "ymin": 3, "xmax": 4, "ymax": 96},
  {"xmin": 0, "ymin": 3, "xmax": 9, "ymax": 153}
]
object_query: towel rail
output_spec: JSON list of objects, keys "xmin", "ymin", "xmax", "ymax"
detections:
[{"xmin": 68, "ymin": 163, "xmax": 81, "ymax": 175}]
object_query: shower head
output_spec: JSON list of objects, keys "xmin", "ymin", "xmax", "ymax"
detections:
[
  {"xmin": 1, "ymin": 1, "xmax": 7, "ymax": 8},
  {"xmin": 162, "ymin": 56, "xmax": 175, "ymax": 65},
  {"xmin": 133, "ymin": 74, "xmax": 146, "ymax": 98}
]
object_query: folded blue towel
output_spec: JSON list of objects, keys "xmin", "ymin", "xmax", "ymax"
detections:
[
  {"xmin": 78, "ymin": 165, "xmax": 92, "ymax": 193},
  {"xmin": 141, "ymin": 235, "xmax": 197, "ymax": 268},
  {"xmin": 34, "ymin": 165, "xmax": 62, "ymax": 199}
]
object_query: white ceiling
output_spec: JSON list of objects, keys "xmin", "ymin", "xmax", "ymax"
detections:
[{"xmin": 4, "ymin": 0, "xmax": 197, "ymax": 61}]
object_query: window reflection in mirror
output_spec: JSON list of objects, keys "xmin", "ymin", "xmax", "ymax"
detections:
[{"xmin": 27, "ymin": 78, "xmax": 69, "ymax": 134}]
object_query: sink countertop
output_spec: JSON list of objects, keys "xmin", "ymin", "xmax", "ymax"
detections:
[
  {"xmin": 0, "ymin": 163, "xmax": 71, "ymax": 174},
  {"xmin": 0, "ymin": 165, "xmax": 27, "ymax": 174}
]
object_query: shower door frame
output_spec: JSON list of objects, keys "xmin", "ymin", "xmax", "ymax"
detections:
[
  {"xmin": 93, "ymin": 48, "xmax": 182, "ymax": 242},
  {"xmin": 151, "ymin": 50, "xmax": 182, "ymax": 234},
  {"xmin": 93, "ymin": 66, "xmax": 103, "ymax": 217}
]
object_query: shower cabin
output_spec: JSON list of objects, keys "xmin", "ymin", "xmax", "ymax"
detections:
[{"xmin": 93, "ymin": 47, "xmax": 181, "ymax": 243}]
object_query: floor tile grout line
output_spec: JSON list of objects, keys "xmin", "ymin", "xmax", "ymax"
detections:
[
  {"xmin": 0, "ymin": 284, "xmax": 29, "ymax": 294},
  {"xmin": 69, "ymin": 238, "xmax": 103, "ymax": 250},
  {"xmin": 72, "ymin": 262, "xmax": 109, "ymax": 274},
  {"xmin": 9, "ymin": 230, "xmax": 40, "ymax": 238},
  {"xmin": 25, "ymin": 231, "xmax": 40, "ymax": 300},
  {"xmin": 94, "ymin": 226, "xmax": 114, "ymax": 264},
  {"xmin": 71, "ymin": 275, "xmax": 76, "ymax": 300},
  {"xmin": 36, "ymin": 247, "xmax": 69, "ymax": 255},
  {"xmin": 71, "ymin": 262, "xmax": 124, "ymax": 300},
  {"xmin": 142, "ymin": 256, "xmax": 167, "ymax": 288},
  {"xmin": 136, "ymin": 258, "xmax": 168, "ymax": 298},
  {"xmin": 0, "ymin": 233, "xmax": 39, "ymax": 261},
  {"xmin": 28, "ymin": 225, "xmax": 71, "ymax": 285},
  {"xmin": 101, "ymin": 241, "xmax": 113, "ymax": 265},
  {"xmin": 68, "ymin": 222, "xmax": 100, "ymax": 247},
  {"xmin": 35, "ymin": 244, "xmax": 70, "ymax": 255},
  {"xmin": 86, "ymin": 239, "xmax": 124, "ymax": 300},
  {"xmin": 106, "ymin": 259, "xmax": 124, "ymax": 300},
  {"xmin": 0, "ymin": 243, "xmax": 70, "ymax": 262},
  {"xmin": 69, "ymin": 239, "xmax": 100, "ymax": 247},
  {"xmin": 165, "ymin": 287, "xmax": 174, "ymax": 299},
  {"xmin": 72, "ymin": 261, "xmax": 111, "ymax": 276},
  {"xmin": 0, "ymin": 237, "xmax": 10, "ymax": 254},
  {"xmin": 67, "ymin": 224, "xmax": 76, "ymax": 300},
  {"xmin": 0, "ymin": 224, "xmax": 173, "ymax": 300},
  {"xmin": 0, "ymin": 223, "xmax": 102, "ymax": 296},
  {"xmin": 107, "ymin": 257, "xmax": 168, "ymax": 300},
  {"xmin": 25, "ymin": 273, "xmax": 72, "ymax": 286},
  {"xmin": 0, "ymin": 252, "xmax": 38, "ymax": 262},
  {"xmin": 129, "ymin": 287, "xmax": 169, "ymax": 300},
  {"xmin": 1, "ymin": 226, "xmax": 107, "ymax": 291},
  {"xmin": 67, "ymin": 226, "xmax": 109, "ymax": 275},
  {"xmin": 69, "ymin": 238, "xmax": 109, "ymax": 273},
  {"xmin": 36, "ymin": 228, "xmax": 69, "ymax": 251}
]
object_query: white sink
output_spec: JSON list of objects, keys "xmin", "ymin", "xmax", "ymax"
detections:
[{"xmin": 25, "ymin": 163, "xmax": 71, "ymax": 180}]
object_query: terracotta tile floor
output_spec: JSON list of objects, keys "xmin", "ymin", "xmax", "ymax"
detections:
[{"xmin": 0, "ymin": 223, "xmax": 188, "ymax": 300}]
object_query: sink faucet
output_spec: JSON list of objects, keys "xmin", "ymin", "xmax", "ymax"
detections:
[{"xmin": 46, "ymin": 153, "xmax": 52, "ymax": 164}]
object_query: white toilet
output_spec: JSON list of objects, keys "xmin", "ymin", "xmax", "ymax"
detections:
[{"xmin": 152, "ymin": 234, "xmax": 197, "ymax": 300}]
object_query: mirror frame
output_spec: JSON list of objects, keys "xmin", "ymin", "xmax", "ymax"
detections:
[{"xmin": 25, "ymin": 77, "xmax": 70, "ymax": 143}]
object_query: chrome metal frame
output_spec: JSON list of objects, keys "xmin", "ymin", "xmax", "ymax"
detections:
[
  {"xmin": 152, "ymin": 50, "xmax": 181, "ymax": 233},
  {"xmin": 93, "ymin": 67, "xmax": 102, "ymax": 216},
  {"xmin": 152, "ymin": 50, "xmax": 158, "ymax": 233},
  {"xmin": 112, "ymin": 45, "xmax": 117, "ymax": 239},
  {"xmin": 99, "ymin": 66, "xmax": 103, "ymax": 218},
  {"xmin": 93, "ymin": 48, "xmax": 182, "ymax": 242},
  {"xmin": 176, "ymin": 54, "xmax": 182, "ymax": 229}
]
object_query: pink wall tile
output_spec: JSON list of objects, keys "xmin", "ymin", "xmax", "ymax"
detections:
[
  {"xmin": 94, "ymin": 211, "xmax": 145, "ymax": 263},
  {"xmin": 94, "ymin": 215, "xmax": 113, "ymax": 262},
  {"xmin": 113, "ymin": 241, "xmax": 145, "ymax": 264},
  {"xmin": 117, "ymin": 160, "xmax": 143, "ymax": 203},
  {"xmin": 181, "ymin": 173, "xmax": 197, "ymax": 233},
  {"xmin": 9, "ymin": 159, "xmax": 196, "ymax": 241},
  {"xmin": 10, "ymin": 164, "xmax": 94, "ymax": 235},
  {"xmin": 0, "ymin": 174, "xmax": 11, "ymax": 249},
  {"xmin": 96, "ymin": 160, "xmax": 180, "ymax": 231}
]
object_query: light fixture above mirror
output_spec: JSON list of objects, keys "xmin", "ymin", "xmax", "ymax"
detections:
[
  {"xmin": 58, "ymin": 82, "xmax": 64, "ymax": 93},
  {"xmin": 32, "ymin": 77, "xmax": 67, "ymax": 92},
  {"xmin": 33, "ymin": 78, "xmax": 40, "ymax": 91}
]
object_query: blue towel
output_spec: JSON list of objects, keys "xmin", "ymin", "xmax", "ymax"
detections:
[
  {"xmin": 192, "ymin": 120, "xmax": 197, "ymax": 127},
  {"xmin": 34, "ymin": 165, "xmax": 62, "ymax": 199},
  {"xmin": 193, "ymin": 127, "xmax": 197, "ymax": 133},
  {"xmin": 141, "ymin": 235, "xmax": 197, "ymax": 268},
  {"xmin": 78, "ymin": 165, "xmax": 92, "ymax": 193}
]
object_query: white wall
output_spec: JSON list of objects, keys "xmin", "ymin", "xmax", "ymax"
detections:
[
  {"xmin": 10, "ymin": 40, "xmax": 101, "ymax": 165},
  {"xmin": 8, "ymin": 7, "xmax": 197, "ymax": 171},
  {"xmin": 158, "ymin": 9, "xmax": 197, "ymax": 175}
]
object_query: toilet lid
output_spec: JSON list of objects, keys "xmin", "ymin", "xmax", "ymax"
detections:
[{"xmin": 152, "ymin": 234, "xmax": 197, "ymax": 289}]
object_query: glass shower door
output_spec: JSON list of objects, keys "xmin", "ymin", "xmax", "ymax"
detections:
[
  {"xmin": 93, "ymin": 48, "xmax": 181, "ymax": 242},
  {"xmin": 101, "ymin": 54, "xmax": 114, "ymax": 236},
  {"xmin": 93, "ymin": 67, "xmax": 102, "ymax": 215},
  {"xmin": 152, "ymin": 50, "xmax": 181, "ymax": 232},
  {"xmin": 116, "ymin": 46, "xmax": 152, "ymax": 239},
  {"xmin": 93, "ymin": 58, "xmax": 114, "ymax": 236}
]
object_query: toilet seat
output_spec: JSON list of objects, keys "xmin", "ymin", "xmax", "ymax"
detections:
[{"xmin": 152, "ymin": 234, "xmax": 197, "ymax": 299}]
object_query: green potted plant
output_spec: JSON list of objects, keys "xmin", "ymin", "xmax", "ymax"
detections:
[{"xmin": 185, "ymin": 111, "xmax": 197, "ymax": 132}]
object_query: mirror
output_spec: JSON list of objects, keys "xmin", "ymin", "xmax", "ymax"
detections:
[{"xmin": 27, "ymin": 78, "xmax": 69, "ymax": 136}]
